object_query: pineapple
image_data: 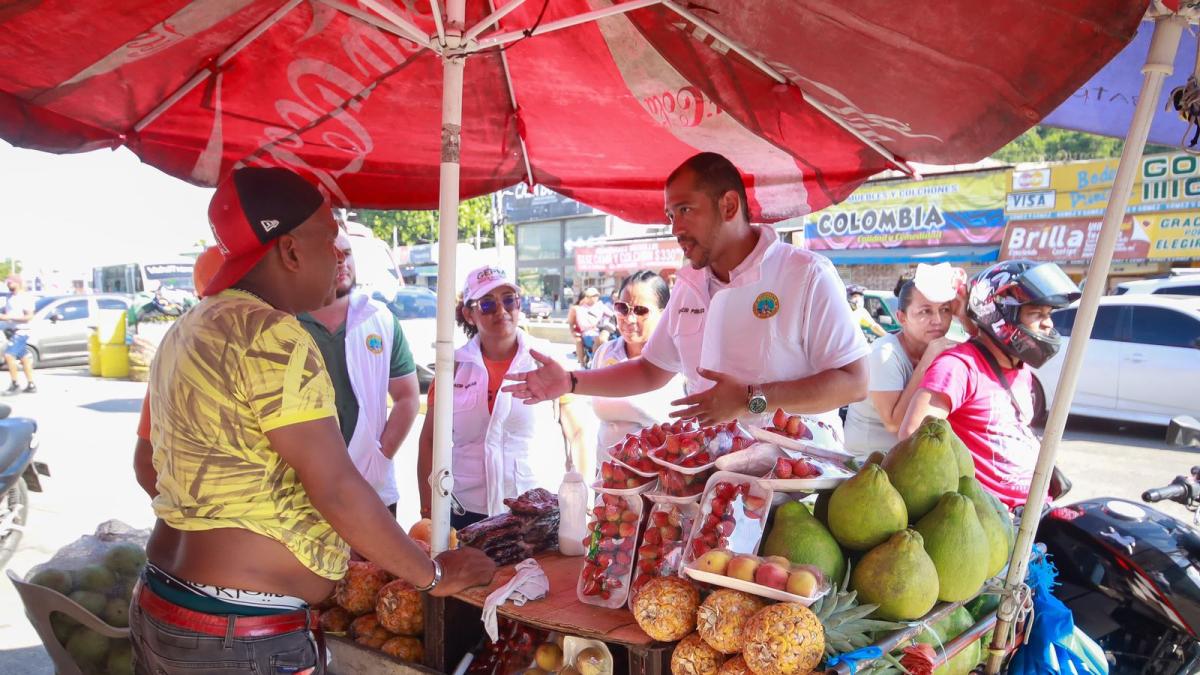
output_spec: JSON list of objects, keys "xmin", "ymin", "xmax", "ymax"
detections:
[
  {"xmin": 810, "ymin": 565, "xmax": 908, "ymax": 674},
  {"xmin": 335, "ymin": 560, "xmax": 393, "ymax": 615},
  {"xmin": 741, "ymin": 603, "xmax": 824, "ymax": 675},
  {"xmin": 381, "ymin": 636, "xmax": 424, "ymax": 662},
  {"xmin": 633, "ymin": 576, "xmax": 700, "ymax": 642},
  {"xmin": 696, "ymin": 589, "xmax": 765, "ymax": 654},
  {"xmin": 672, "ymin": 633, "xmax": 727, "ymax": 675},
  {"xmin": 376, "ymin": 580, "xmax": 424, "ymax": 636}
]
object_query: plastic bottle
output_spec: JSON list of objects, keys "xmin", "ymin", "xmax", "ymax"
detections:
[{"xmin": 557, "ymin": 470, "xmax": 588, "ymax": 556}]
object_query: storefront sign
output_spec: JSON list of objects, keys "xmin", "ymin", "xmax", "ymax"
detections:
[
  {"xmin": 804, "ymin": 171, "xmax": 1007, "ymax": 250},
  {"xmin": 575, "ymin": 239, "xmax": 683, "ymax": 273},
  {"xmin": 1006, "ymin": 152, "xmax": 1200, "ymax": 221},
  {"xmin": 501, "ymin": 184, "xmax": 594, "ymax": 223},
  {"xmin": 1003, "ymin": 212, "xmax": 1200, "ymax": 262}
]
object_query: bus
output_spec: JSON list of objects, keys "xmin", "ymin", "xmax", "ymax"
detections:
[{"xmin": 92, "ymin": 260, "xmax": 195, "ymax": 295}]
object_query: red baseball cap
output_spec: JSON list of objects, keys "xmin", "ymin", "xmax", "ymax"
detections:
[{"xmin": 205, "ymin": 167, "xmax": 327, "ymax": 296}]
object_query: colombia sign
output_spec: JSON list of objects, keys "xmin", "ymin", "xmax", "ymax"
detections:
[{"xmin": 804, "ymin": 171, "xmax": 1007, "ymax": 250}]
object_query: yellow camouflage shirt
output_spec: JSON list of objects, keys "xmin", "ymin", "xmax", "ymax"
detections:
[{"xmin": 148, "ymin": 289, "xmax": 349, "ymax": 580}]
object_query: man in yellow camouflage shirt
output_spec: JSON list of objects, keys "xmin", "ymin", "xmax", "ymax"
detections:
[{"xmin": 132, "ymin": 167, "xmax": 493, "ymax": 675}]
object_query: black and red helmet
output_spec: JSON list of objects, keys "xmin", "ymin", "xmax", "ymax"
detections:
[{"xmin": 967, "ymin": 260, "xmax": 1081, "ymax": 367}]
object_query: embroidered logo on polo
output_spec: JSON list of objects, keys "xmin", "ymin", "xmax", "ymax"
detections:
[
  {"xmin": 365, "ymin": 333, "xmax": 384, "ymax": 354},
  {"xmin": 753, "ymin": 292, "xmax": 780, "ymax": 319}
]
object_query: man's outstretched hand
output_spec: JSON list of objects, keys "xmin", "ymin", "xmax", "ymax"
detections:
[{"xmin": 502, "ymin": 350, "xmax": 571, "ymax": 404}]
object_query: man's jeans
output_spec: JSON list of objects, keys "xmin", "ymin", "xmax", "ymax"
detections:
[{"xmin": 129, "ymin": 589, "xmax": 324, "ymax": 674}]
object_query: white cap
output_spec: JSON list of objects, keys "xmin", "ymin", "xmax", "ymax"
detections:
[
  {"xmin": 583, "ymin": 287, "xmax": 600, "ymax": 297},
  {"xmin": 462, "ymin": 265, "xmax": 518, "ymax": 302},
  {"xmin": 913, "ymin": 263, "xmax": 965, "ymax": 303}
]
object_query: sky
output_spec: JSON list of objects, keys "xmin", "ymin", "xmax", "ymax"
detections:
[{"xmin": 2, "ymin": 141, "xmax": 214, "ymax": 277}]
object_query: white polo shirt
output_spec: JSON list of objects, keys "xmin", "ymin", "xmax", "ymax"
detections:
[{"xmin": 642, "ymin": 226, "xmax": 868, "ymax": 428}]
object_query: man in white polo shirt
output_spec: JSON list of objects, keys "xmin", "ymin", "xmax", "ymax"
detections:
[{"xmin": 505, "ymin": 152, "xmax": 869, "ymax": 430}]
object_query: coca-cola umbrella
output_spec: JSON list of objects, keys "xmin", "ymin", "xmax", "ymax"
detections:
[{"xmin": 0, "ymin": 0, "xmax": 1148, "ymax": 616}]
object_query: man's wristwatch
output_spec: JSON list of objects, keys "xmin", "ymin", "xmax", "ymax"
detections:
[
  {"xmin": 747, "ymin": 385, "xmax": 767, "ymax": 415},
  {"xmin": 415, "ymin": 558, "xmax": 442, "ymax": 592}
]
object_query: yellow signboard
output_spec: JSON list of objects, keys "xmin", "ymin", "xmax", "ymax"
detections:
[
  {"xmin": 1006, "ymin": 152, "xmax": 1200, "ymax": 221},
  {"xmin": 1132, "ymin": 212, "xmax": 1200, "ymax": 260}
]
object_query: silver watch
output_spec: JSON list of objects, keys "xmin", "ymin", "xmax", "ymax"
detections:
[
  {"xmin": 747, "ymin": 385, "xmax": 767, "ymax": 415},
  {"xmin": 415, "ymin": 558, "xmax": 442, "ymax": 592}
]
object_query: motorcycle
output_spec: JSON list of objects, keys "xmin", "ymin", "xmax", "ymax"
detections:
[
  {"xmin": 0, "ymin": 400, "xmax": 44, "ymax": 568},
  {"xmin": 1036, "ymin": 467, "xmax": 1200, "ymax": 674}
]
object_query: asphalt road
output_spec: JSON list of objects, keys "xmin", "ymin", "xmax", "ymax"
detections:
[{"xmin": 0, "ymin": 367, "xmax": 1196, "ymax": 673}]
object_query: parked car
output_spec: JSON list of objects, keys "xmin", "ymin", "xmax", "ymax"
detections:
[
  {"xmin": 1114, "ymin": 275, "xmax": 1200, "ymax": 296},
  {"xmin": 862, "ymin": 290, "xmax": 901, "ymax": 335},
  {"xmin": 1, "ymin": 294, "xmax": 132, "ymax": 368},
  {"xmin": 378, "ymin": 286, "xmax": 442, "ymax": 387},
  {"xmin": 1036, "ymin": 294, "xmax": 1200, "ymax": 425}
]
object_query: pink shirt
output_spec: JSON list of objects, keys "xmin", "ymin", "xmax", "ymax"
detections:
[{"xmin": 919, "ymin": 342, "xmax": 1040, "ymax": 509}]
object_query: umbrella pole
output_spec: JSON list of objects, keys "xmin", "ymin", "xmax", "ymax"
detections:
[
  {"xmin": 983, "ymin": 13, "xmax": 1186, "ymax": 673},
  {"xmin": 430, "ymin": 0, "xmax": 467, "ymax": 556}
]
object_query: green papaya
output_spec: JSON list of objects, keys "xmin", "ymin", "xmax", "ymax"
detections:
[
  {"xmin": 761, "ymin": 500, "xmax": 846, "ymax": 583},
  {"xmin": 915, "ymin": 492, "xmax": 990, "ymax": 602},
  {"xmin": 882, "ymin": 418, "xmax": 959, "ymax": 522},
  {"xmin": 827, "ymin": 464, "xmax": 908, "ymax": 551}
]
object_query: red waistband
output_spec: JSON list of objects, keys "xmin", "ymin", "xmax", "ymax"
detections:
[{"xmin": 137, "ymin": 582, "xmax": 318, "ymax": 638}]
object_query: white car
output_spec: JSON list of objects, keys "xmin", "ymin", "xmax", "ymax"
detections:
[
  {"xmin": 1115, "ymin": 275, "xmax": 1200, "ymax": 297},
  {"xmin": 1036, "ymin": 295, "xmax": 1200, "ymax": 425}
]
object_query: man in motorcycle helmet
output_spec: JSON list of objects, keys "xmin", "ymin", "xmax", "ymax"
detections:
[
  {"xmin": 847, "ymin": 284, "xmax": 887, "ymax": 339},
  {"xmin": 898, "ymin": 260, "xmax": 1080, "ymax": 508}
]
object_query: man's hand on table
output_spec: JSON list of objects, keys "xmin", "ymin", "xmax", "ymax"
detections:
[{"xmin": 429, "ymin": 546, "xmax": 496, "ymax": 597}]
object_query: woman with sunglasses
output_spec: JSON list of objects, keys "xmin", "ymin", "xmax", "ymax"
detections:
[
  {"xmin": 590, "ymin": 271, "xmax": 686, "ymax": 456},
  {"xmin": 417, "ymin": 265, "xmax": 576, "ymax": 529}
]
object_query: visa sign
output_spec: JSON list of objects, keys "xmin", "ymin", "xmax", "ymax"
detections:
[{"xmin": 1005, "ymin": 190, "xmax": 1055, "ymax": 212}]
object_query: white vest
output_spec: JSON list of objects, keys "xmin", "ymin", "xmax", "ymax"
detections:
[
  {"xmin": 343, "ymin": 292, "xmax": 400, "ymax": 505},
  {"xmin": 451, "ymin": 331, "xmax": 566, "ymax": 516},
  {"xmin": 666, "ymin": 226, "xmax": 863, "ymax": 435}
]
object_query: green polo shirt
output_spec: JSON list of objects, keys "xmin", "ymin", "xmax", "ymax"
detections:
[{"xmin": 296, "ymin": 311, "xmax": 416, "ymax": 444}]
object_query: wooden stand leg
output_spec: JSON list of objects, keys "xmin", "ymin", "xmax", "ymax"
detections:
[{"xmin": 424, "ymin": 595, "xmax": 485, "ymax": 672}]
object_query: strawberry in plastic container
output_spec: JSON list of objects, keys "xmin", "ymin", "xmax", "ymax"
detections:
[
  {"xmin": 683, "ymin": 474, "xmax": 771, "ymax": 565},
  {"xmin": 577, "ymin": 493, "xmax": 644, "ymax": 608},
  {"xmin": 630, "ymin": 499, "xmax": 699, "ymax": 598},
  {"xmin": 769, "ymin": 457, "xmax": 823, "ymax": 480},
  {"xmin": 598, "ymin": 460, "xmax": 655, "ymax": 490},
  {"xmin": 766, "ymin": 408, "xmax": 814, "ymax": 441}
]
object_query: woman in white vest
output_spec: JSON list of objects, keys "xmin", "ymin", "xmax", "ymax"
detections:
[
  {"xmin": 590, "ymin": 270, "xmax": 685, "ymax": 458},
  {"xmin": 417, "ymin": 266, "xmax": 574, "ymax": 529}
]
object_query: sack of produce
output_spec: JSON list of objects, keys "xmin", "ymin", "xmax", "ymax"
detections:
[{"xmin": 9, "ymin": 519, "xmax": 149, "ymax": 675}]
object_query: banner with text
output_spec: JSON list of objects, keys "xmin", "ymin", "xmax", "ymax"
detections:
[
  {"xmin": 575, "ymin": 239, "xmax": 684, "ymax": 273},
  {"xmin": 804, "ymin": 171, "xmax": 1007, "ymax": 250},
  {"xmin": 1002, "ymin": 212, "xmax": 1200, "ymax": 262},
  {"xmin": 1006, "ymin": 153, "xmax": 1200, "ymax": 222}
]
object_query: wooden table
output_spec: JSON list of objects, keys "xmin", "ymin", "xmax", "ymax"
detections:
[{"xmin": 425, "ymin": 552, "xmax": 673, "ymax": 674}]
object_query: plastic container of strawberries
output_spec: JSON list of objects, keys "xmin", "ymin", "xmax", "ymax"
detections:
[
  {"xmin": 577, "ymin": 492, "xmax": 645, "ymax": 609},
  {"xmin": 649, "ymin": 422, "xmax": 754, "ymax": 497},
  {"xmin": 679, "ymin": 471, "xmax": 773, "ymax": 570},
  {"xmin": 628, "ymin": 494, "xmax": 701, "ymax": 605},
  {"xmin": 595, "ymin": 459, "xmax": 657, "ymax": 491}
]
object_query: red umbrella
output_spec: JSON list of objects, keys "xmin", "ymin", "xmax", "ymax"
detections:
[
  {"xmin": 0, "ymin": 0, "xmax": 1144, "ymax": 223},
  {"xmin": 0, "ymin": 0, "xmax": 1150, "ymax": 576}
]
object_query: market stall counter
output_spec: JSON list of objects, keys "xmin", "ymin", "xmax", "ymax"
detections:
[{"xmin": 428, "ymin": 551, "xmax": 674, "ymax": 673}]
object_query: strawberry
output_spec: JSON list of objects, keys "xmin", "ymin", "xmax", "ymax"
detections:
[
  {"xmin": 604, "ymin": 505, "xmax": 622, "ymax": 522},
  {"xmin": 592, "ymin": 505, "xmax": 605, "ymax": 519},
  {"xmin": 621, "ymin": 510, "xmax": 639, "ymax": 523},
  {"xmin": 690, "ymin": 538, "xmax": 710, "ymax": 557},
  {"xmin": 717, "ymin": 519, "xmax": 736, "ymax": 536},
  {"xmin": 616, "ymin": 550, "xmax": 632, "ymax": 566},
  {"xmin": 785, "ymin": 415, "xmax": 805, "ymax": 438},
  {"xmin": 714, "ymin": 482, "xmax": 735, "ymax": 500},
  {"xmin": 743, "ymin": 496, "xmax": 766, "ymax": 512},
  {"xmin": 644, "ymin": 528, "xmax": 662, "ymax": 545},
  {"xmin": 600, "ymin": 522, "xmax": 618, "ymax": 538},
  {"xmin": 662, "ymin": 525, "xmax": 682, "ymax": 541},
  {"xmin": 775, "ymin": 457, "xmax": 794, "ymax": 479},
  {"xmin": 618, "ymin": 522, "xmax": 637, "ymax": 538},
  {"xmin": 651, "ymin": 511, "xmax": 670, "ymax": 527},
  {"xmin": 597, "ymin": 552, "xmax": 613, "ymax": 567},
  {"xmin": 709, "ymin": 497, "xmax": 727, "ymax": 515}
]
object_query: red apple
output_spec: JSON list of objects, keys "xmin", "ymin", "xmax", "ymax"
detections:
[{"xmin": 755, "ymin": 561, "xmax": 790, "ymax": 590}]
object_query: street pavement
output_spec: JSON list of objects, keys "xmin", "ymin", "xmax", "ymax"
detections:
[{"xmin": 1, "ymin": 367, "xmax": 1197, "ymax": 672}]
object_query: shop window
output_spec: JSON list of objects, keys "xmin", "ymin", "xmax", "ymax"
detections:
[{"xmin": 516, "ymin": 222, "xmax": 562, "ymax": 260}]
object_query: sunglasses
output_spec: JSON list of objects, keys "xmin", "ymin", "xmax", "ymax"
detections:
[
  {"xmin": 614, "ymin": 301, "xmax": 652, "ymax": 317},
  {"xmin": 471, "ymin": 294, "xmax": 520, "ymax": 315}
]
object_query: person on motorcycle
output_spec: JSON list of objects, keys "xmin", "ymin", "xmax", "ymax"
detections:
[
  {"xmin": 847, "ymin": 284, "xmax": 887, "ymax": 339},
  {"xmin": 899, "ymin": 260, "xmax": 1080, "ymax": 509}
]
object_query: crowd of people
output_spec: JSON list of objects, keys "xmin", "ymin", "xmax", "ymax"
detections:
[{"xmin": 121, "ymin": 152, "xmax": 1080, "ymax": 673}]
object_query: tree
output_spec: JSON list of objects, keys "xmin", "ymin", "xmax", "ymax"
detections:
[
  {"xmin": 356, "ymin": 196, "xmax": 514, "ymax": 249},
  {"xmin": 992, "ymin": 125, "xmax": 1175, "ymax": 163},
  {"xmin": 0, "ymin": 259, "xmax": 20, "ymax": 281}
]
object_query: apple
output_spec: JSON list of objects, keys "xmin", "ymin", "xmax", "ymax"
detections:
[
  {"xmin": 787, "ymin": 569, "xmax": 820, "ymax": 597},
  {"xmin": 755, "ymin": 561, "xmax": 790, "ymax": 590},
  {"xmin": 726, "ymin": 554, "xmax": 761, "ymax": 582},
  {"xmin": 764, "ymin": 555, "xmax": 791, "ymax": 567},
  {"xmin": 695, "ymin": 549, "xmax": 733, "ymax": 575}
]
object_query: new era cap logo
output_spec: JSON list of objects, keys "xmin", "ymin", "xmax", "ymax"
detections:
[{"xmin": 261, "ymin": 219, "xmax": 280, "ymax": 232}]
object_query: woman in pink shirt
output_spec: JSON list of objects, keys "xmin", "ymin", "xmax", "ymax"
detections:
[{"xmin": 899, "ymin": 260, "xmax": 1080, "ymax": 509}]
